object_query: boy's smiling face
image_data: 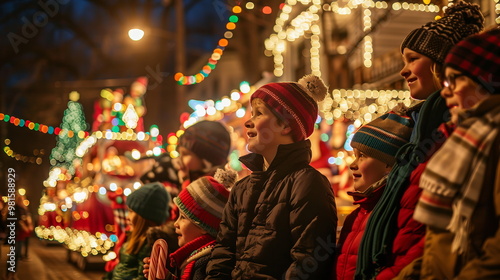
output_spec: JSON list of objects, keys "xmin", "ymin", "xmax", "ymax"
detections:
[
  {"xmin": 440, "ymin": 67, "xmax": 489, "ymax": 124},
  {"xmin": 400, "ymin": 48, "xmax": 441, "ymax": 100},
  {"xmin": 245, "ymin": 98, "xmax": 292, "ymax": 161},
  {"xmin": 350, "ymin": 148, "xmax": 391, "ymax": 192},
  {"xmin": 174, "ymin": 212, "xmax": 207, "ymax": 247}
]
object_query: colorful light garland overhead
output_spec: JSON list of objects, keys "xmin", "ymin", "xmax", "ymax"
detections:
[
  {"xmin": 1, "ymin": 112, "xmax": 90, "ymax": 139},
  {"xmin": 1, "ymin": 112, "xmax": 165, "ymax": 153},
  {"xmin": 174, "ymin": 5, "xmax": 242, "ymax": 85},
  {"xmin": 175, "ymin": 2, "xmax": 281, "ymax": 85}
]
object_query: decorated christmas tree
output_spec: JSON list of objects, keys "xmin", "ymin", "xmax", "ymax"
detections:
[{"xmin": 49, "ymin": 91, "xmax": 88, "ymax": 175}]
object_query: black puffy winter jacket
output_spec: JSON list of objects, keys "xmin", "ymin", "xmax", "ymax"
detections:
[{"xmin": 207, "ymin": 140, "xmax": 338, "ymax": 280}]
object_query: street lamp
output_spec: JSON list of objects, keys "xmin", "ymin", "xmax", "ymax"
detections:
[
  {"xmin": 127, "ymin": 27, "xmax": 173, "ymax": 41},
  {"xmin": 128, "ymin": 28, "xmax": 145, "ymax": 41},
  {"xmin": 125, "ymin": 0, "xmax": 185, "ymax": 118}
]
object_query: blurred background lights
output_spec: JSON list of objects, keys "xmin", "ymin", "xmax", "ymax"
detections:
[
  {"xmin": 131, "ymin": 149, "xmax": 141, "ymax": 160},
  {"xmin": 239, "ymin": 81, "xmax": 250, "ymax": 93},
  {"xmin": 123, "ymin": 188, "xmax": 132, "ymax": 196},
  {"xmin": 150, "ymin": 125, "xmax": 159, "ymax": 137}
]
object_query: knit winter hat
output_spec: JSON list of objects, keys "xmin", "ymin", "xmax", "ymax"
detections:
[
  {"xmin": 174, "ymin": 169, "xmax": 237, "ymax": 237},
  {"xmin": 178, "ymin": 120, "xmax": 231, "ymax": 167},
  {"xmin": 444, "ymin": 27, "xmax": 500, "ymax": 94},
  {"xmin": 400, "ymin": 1, "xmax": 484, "ymax": 64},
  {"xmin": 351, "ymin": 110, "xmax": 414, "ymax": 166},
  {"xmin": 251, "ymin": 74, "xmax": 328, "ymax": 142},
  {"xmin": 126, "ymin": 182, "xmax": 171, "ymax": 225}
]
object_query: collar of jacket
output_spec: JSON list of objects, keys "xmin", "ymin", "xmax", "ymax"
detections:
[
  {"xmin": 239, "ymin": 139, "xmax": 312, "ymax": 172},
  {"xmin": 169, "ymin": 234, "xmax": 215, "ymax": 269},
  {"xmin": 348, "ymin": 176, "xmax": 387, "ymax": 208}
]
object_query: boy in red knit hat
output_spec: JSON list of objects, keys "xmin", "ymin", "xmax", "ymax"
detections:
[{"xmin": 206, "ymin": 74, "xmax": 338, "ymax": 279}]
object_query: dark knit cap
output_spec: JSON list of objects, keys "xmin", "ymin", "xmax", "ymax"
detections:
[
  {"xmin": 251, "ymin": 74, "xmax": 328, "ymax": 142},
  {"xmin": 445, "ymin": 27, "xmax": 500, "ymax": 94},
  {"xmin": 126, "ymin": 182, "xmax": 171, "ymax": 225},
  {"xmin": 178, "ymin": 120, "xmax": 231, "ymax": 167},
  {"xmin": 400, "ymin": 1, "xmax": 484, "ymax": 64},
  {"xmin": 174, "ymin": 169, "xmax": 237, "ymax": 237},
  {"xmin": 351, "ymin": 111, "xmax": 414, "ymax": 166}
]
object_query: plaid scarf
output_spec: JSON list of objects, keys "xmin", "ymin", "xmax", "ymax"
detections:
[{"xmin": 416, "ymin": 100, "xmax": 500, "ymax": 254}]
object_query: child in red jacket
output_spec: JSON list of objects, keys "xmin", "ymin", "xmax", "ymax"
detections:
[{"xmin": 334, "ymin": 110, "xmax": 414, "ymax": 280}]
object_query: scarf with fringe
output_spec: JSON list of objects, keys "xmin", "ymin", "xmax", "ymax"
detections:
[{"xmin": 415, "ymin": 100, "xmax": 500, "ymax": 254}]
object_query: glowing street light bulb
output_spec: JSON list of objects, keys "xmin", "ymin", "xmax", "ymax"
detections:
[{"xmin": 128, "ymin": 28, "xmax": 145, "ymax": 41}]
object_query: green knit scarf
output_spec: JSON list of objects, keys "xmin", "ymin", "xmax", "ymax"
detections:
[{"xmin": 355, "ymin": 91, "xmax": 448, "ymax": 279}]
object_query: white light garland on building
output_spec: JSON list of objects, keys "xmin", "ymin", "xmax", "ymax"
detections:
[
  {"xmin": 265, "ymin": 0, "xmax": 323, "ymax": 77},
  {"xmin": 266, "ymin": 0, "xmax": 443, "ymax": 77}
]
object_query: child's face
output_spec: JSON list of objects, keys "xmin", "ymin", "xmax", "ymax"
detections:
[
  {"xmin": 441, "ymin": 67, "xmax": 489, "ymax": 124},
  {"xmin": 400, "ymin": 48, "xmax": 441, "ymax": 100},
  {"xmin": 176, "ymin": 146, "xmax": 204, "ymax": 183},
  {"xmin": 174, "ymin": 212, "xmax": 207, "ymax": 247},
  {"xmin": 126, "ymin": 209, "xmax": 137, "ymax": 231},
  {"xmin": 350, "ymin": 148, "xmax": 391, "ymax": 192},
  {"xmin": 245, "ymin": 98, "xmax": 290, "ymax": 159}
]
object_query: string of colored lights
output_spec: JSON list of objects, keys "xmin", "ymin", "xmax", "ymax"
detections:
[
  {"xmin": 0, "ymin": 112, "xmax": 165, "ymax": 144},
  {"xmin": 0, "ymin": 112, "xmax": 90, "ymax": 139},
  {"xmin": 3, "ymin": 139, "xmax": 44, "ymax": 165},
  {"xmin": 174, "ymin": 3, "xmax": 278, "ymax": 85},
  {"xmin": 174, "ymin": 4, "xmax": 242, "ymax": 85}
]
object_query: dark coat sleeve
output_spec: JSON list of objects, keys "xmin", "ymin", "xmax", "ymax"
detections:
[{"xmin": 285, "ymin": 170, "xmax": 338, "ymax": 279}]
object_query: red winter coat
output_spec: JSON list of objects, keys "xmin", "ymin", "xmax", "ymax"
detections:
[
  {"xmin": 374, "ymin": 164, "xmax": 426, "ymax": 279},
  {"xmin": 334, "ymin": 182, "xmax": 385, "ymax": 280},
  {"xmin": 376, "ymin": 123, "xmax": 454, "ymax": 279}
]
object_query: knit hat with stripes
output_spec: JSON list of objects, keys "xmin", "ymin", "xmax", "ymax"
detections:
[
  {"xmin": 400, "ymin": 1, "xmax": 484, "ymax": 64},
  {"xmin": 251, "ymin": 74, "xmax": 328, "ymax": 142},
  {"xmin": 174, "ymin": 168, "xmax": 237, "ymax": 237},
  {"xmin": 351, "ymin": 110, "xmax": 414, "ymax": 166},
  {"xmin": 445, "ymin": 27, "xmax": 500, "ymax": 94}
]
